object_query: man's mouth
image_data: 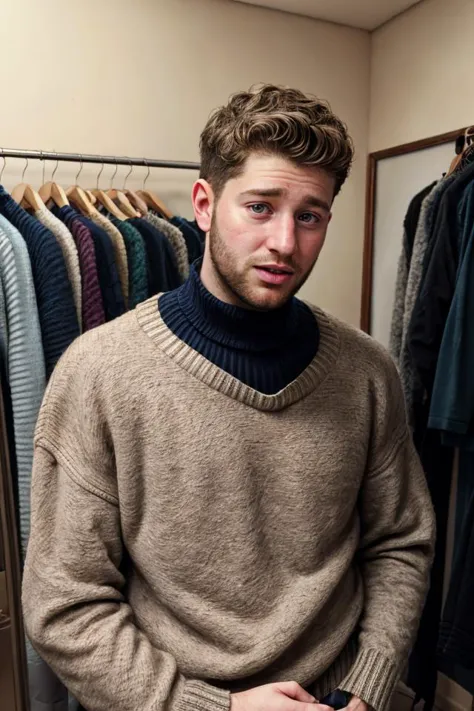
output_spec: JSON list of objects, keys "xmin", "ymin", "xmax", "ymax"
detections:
[{"xmin": 254, "ymin": 265, "xmax": 294, "ymax": 285}]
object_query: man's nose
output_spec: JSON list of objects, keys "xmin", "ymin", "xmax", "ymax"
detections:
[{"xmin": 265, "ymin": 216, "xmax": 297, "ymax": 256}]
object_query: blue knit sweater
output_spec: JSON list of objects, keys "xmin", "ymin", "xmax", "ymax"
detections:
[
  {"xmin": 159, "ymin": 262, "xmax": 319, "ymax": 394},
  {"xmin": 0, "ymin": 187, "xmax": 79, "ymax": 378}
]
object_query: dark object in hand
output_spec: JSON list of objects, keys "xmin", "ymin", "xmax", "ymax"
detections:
[{"xmin": 321, "ymin": 690, "xmax": 351, "ymax": 710}]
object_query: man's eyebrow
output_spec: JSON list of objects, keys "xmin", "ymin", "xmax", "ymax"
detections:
[{"xmin": 240, "ymin": 189, "xmax": 331, "ymax": 213}]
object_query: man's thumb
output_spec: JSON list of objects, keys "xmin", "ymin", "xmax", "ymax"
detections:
[{"xmin": 275, "ymin": 682, "xmax": 317, "ymax": 703}]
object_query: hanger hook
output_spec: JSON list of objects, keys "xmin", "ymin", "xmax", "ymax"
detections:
[
  {"xmin": 52, "ymin": 152, "xmax": 59, "ymax": 181},
  {"xmin": 124, "ymin": 160, "xmax": 133, "ymax": 190},
  {"xmin": 0, "ymin": 152, "xmax": 6, "ymax": 183},
  {"xmin": 96, "ymin": 159, "xmax": 104, "ymax": 190},
  {"xmin": 75, "ymin": 155, "xmax": 83, "ymax": 184},
  {"xmin": 110, "ymin": 159, "xmax": 118, "ymax": 190},
  {"xmin": 22, "ymin": 156, "xmax": 29, "ymax": 182},
  {"xmin": 143, "ymin": 159, "xmax": 150, "ymax": 190}
]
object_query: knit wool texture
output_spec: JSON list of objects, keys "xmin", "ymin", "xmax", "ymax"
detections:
[
  {"xmin": 0, "ymin": 215, "xmax": 46, "ymax": 557},
  {"xmin": 145, "ymin": 211, "xmax": 190, "ymax": 280},
  {"xmin": 52, "ymin": 206, "xmax": 106, "ymax": 331},
  {"xmin": 23, "ymin": 299, "xmax": 436, "ymax": 711},
  {"xmin": 90, "ymin": 211, "xmax": 130, "ymax": 308},
  {"xmin": 34, "ymin": 206, "xmax": 83, "ymax": 330},
  {"xmin": 0, "ymin": 187, "xmax": 80, "ymax": 378},
  {"xmin": 108, "ymin": 216, "xmax": 148, "ymax": 308}
]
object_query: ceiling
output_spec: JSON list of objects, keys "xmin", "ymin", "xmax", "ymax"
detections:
[{"xmin": 232, "ymin": 0, "xmax": 423, "ymax": 30}]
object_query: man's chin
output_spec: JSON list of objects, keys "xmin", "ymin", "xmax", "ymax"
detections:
[{"xmin": 243, "ymin": 288, "xmax": 294, "ymax": 312}]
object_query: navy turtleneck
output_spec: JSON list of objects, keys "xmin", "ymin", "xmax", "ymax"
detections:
[{"xmin": 158, "ymin": 262, "xmax": 319, "ymax": 395}]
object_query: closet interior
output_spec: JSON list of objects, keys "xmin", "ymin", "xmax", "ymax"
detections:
[
  {"xmin": 0, "ymin": 148, "xmax": 201, "ymax": 711},
  {"xmin": 363, "ymin": 125, "xmax": 474, "ymax": 711}
]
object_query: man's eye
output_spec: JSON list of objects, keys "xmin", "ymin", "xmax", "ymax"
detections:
[
  {"xmin": 299, "ymin": 212, "xmax": 320, "ymax": 224},
  {"xmin": 249, "ymin": 204, "xmax": 270, "ymax": 215}
]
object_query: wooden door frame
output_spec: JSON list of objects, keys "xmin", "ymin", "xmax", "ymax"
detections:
[{"xmin": 360, "ymin": 128, "xmax": 467, "ymax": 333}]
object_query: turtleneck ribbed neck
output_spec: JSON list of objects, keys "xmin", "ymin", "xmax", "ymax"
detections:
[{"xmin": 158, "ymin": 262, "xmax": 320, "ymax": 395}]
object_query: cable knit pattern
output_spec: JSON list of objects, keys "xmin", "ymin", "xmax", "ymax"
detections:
[
  {"xmin": 52, "ymin": 206, "xmax": 106, "ymax": 331},
  {"xmin": 34, "ymin": 206, "xmax": 83, "ymax": 330},
  {"xmin": 23, "ymin": 298, "xmax": 435, "ymax": 711},
  {"xmin": 145, "ymin": 211, "xmax": 189, "ymax": 280},
  {"xmin": 0, "ymin": 187, "xmax": 79, "ymax": 378},
  {"xmin": 108, "ymin": 216, "xmax": 148, "ymax": 308},
  {"xmin": 90, "ymin": 211, "xmax": 129, "ymax": 308}
]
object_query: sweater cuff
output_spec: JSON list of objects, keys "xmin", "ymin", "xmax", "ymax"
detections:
[
  {"xmin": 177, "ymin": 680, "xmax": 231, "ymax": 711},
  {"xmin": 338, "ymin": 648, "xmax": 401, "ymax": 711}
]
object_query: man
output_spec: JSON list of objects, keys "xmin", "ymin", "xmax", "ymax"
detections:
[{"xmin": 23, "ymin": 85, "xmax": 435, "ymax": 711}]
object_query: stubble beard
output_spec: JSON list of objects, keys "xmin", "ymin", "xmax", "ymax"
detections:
[{"xmin": 208, "ymin": 217, "xmax": 314, "ymax": 311}]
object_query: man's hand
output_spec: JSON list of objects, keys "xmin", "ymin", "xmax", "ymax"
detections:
[
  {"xmin": 231, "ymin": 681, "xmax": 334, "ymax": 711},
  {"xmin": 342, "ymin": 696, "xmax": 369, "ymax": 711}
]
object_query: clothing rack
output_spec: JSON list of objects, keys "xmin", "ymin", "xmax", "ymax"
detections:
[{"xmin": 0, "ymin": 147, "xmax": 200, "ymax": 171}]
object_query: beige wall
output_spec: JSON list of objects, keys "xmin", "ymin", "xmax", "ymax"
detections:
[
  {"xmin": 370, "ymin": 0, "xmax": 474, "ymax": 152},
  {"xmin": 0, "ymin": 0, "xmax": 370, "ymax": 325}
]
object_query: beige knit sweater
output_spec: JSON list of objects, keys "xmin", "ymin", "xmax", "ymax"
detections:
[{"xmin": 23, "ymin": 297, "xmax": 435, "ymax": 711}]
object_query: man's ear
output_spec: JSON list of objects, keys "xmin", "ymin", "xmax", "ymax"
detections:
[{"xmin": 192, "ymin": 179, "xmax": 214, "ymax": 233}]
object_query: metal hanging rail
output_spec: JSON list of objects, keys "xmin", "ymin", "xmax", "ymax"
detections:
[{"xmin": 0, "ymin": 147, "xmax": 200, "ymax": 171}]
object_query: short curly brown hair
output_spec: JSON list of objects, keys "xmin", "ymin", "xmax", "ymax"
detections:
[{"xmin": 200, "ymin": 84, "xmax": 354, "ymax": 200}]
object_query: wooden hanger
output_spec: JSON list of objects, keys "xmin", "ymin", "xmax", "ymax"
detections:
[
  {"xmin": 11, "ymin": 183, "xmax": 46, "ymax": 211},
  {"xmin": 137, "ymin": 189, "xmax": 172, "ymax": 219},
  {"xmin": 448, "ymin": 126, "xmax": 474, "ymax": 175},
  {"xmin": 90, "ymin": 160, "xmax": 128, "ymax": 220},
  {"xmin": 107, "ymin": 188, "xmax": 140, "ymax": 218},
  {"xmin": 107, "ymin": 163, "xmax": 140, "ymax": 217},
  {"xmin": 123, "ymin": 188, "xmax": 148, "ymax": 215},
  {"xmin": 85, "ymin": 190, "xmax": 97, "ymax": 205},
  {"xmin": 136, "ymin": 159, "xmax": 173, "ymax": 219},
  {"xmin": 66, "ymin": 185, "xmax": 98, "ymax": 217},
  {"xmin": 90, "ymin": 189, "xmax": 128, "ymax": 220},
  {"xmin": 64, "ymin": 157, "xmax": 100, "ymax": 217},
  {"xmin": 38, "ymin": 181, "xmax": 70, "ymax": 208},
  {"xmin": 11, "ymin": 157, "xmax": 46, "ymax": 211}
]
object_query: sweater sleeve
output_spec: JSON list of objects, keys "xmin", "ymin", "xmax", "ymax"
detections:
[
  {"xmin": 22, "ymin": 349, "xmax": 230, "ymax": 711},
  {"xmin": 339, "ymin": 356, "xmax": 436, "ymax": 711}
]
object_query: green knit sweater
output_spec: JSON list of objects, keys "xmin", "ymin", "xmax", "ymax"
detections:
[{"xmin": 22, "ymin": 296, "xmax": 435, "ymax": 711}]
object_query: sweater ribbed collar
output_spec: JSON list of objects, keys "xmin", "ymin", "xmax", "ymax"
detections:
[
  {"xmin": 136, "ymin": 287, "xmax": 341, "ymax": 413},
  {"xmin": 172, "ymin": 261, "xmax": 299, "ymax": 352}
]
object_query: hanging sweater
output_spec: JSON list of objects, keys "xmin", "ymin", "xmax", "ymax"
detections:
[
  {"xmin": 108, "ymin": 216, "xmax": 149, "ymax": 308},
  {"xmin": 74, "ymin": 213, "xmax": 126, "ymax": 321},
  {"xmin": 52, "ymin": 205, "xmax": 125, "ymax": 322},
  {"xmin": 129, "ymin": 218, "xmax": 182, "ymax": 294},
  {"xmin": 0, "ymin": 215, "xmax": 46, "ymax": 557},
  {"xmin": 171, "ymin": 216, "xmax": 204, "ymax": 263},
  {"xmin": 52, "ymin": 206, "xmax": 106, "ymax": 331},
  {"xmin": 90, "ymin": 211, "xmax": 129, "ymax": 308},
  {"xmin": 145, "ymin": 211, "xmax": 190, "ymax": 280},
  {"xmin": 390, "ymin": 183, "xmax": 436, "ymax": 364},
  {"xmin": 398, "ymin": 177, "xmax": 455, "ymax": 420},
  {"xmin": 23, "ymin": 296, "xmax": 435, "ymax": 711},
  {"xmin": 159, "ymin": 263, "xmax": 319, "ymax": 394},
  {"xmin": 0, "ymin": 270, "xmax": 7, "ymax": 362},
  {"xmin": 33, "ymin": 205, "xmax": 83, "ymax": 330},
  {"xmin": 409, "ymin": 161, "xmax": 474, "ymax": 397},
  {"xmin": 0, "ymin": 187, "xmax": 79, "ymax": 378}
]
